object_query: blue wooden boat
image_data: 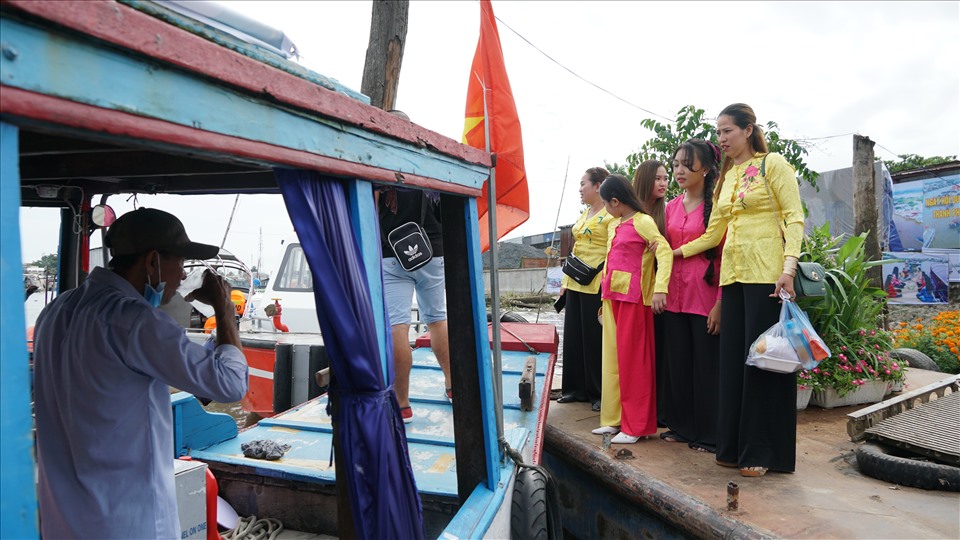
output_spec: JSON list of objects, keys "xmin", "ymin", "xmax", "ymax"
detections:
[
  {"xmin": 0, "ymin": 1, "xmax": 559, "ymax": 538},
  {"xmin": 174, "ymin": 324, "xmax": 557, "ymax": 537}
]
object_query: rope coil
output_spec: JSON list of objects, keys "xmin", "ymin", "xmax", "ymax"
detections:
[{"xmin": 220, "ymin": 515, "xmax": 284, "ymax": 540}]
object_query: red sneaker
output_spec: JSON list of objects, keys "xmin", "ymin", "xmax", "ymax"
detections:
[{"xmin": 400, "ymin": 406, "xmax": 413, "ymax": 424}]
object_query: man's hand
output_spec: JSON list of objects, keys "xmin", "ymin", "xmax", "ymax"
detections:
[
  {"xmin": 186, "ymin": 271, "xmax": 241, "ymax": 349},
  {"xmin": 185, "ymin": 270, "xmax": 232, "ymax": 313}
]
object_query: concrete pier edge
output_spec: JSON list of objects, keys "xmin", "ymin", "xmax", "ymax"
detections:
[{"xmin": 544, "ymin": 424, "xmax": 778, "ymax": 539}]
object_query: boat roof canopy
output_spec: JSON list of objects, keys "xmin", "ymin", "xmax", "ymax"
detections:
[{"xmin": 5, "ymin": 0, "xmax": 491, "ymax": 209}]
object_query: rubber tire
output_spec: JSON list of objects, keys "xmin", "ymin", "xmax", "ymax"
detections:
[
  {"xmin": 501, "ymin": 311, "xmax": 529, "ymax": 323},
  {"xmin": 488, "ymin": 311, "xmax": 530, "ymax": 323},
  {"xmin": 889, "ymin": 348, "xmax": 940, "ymax": 372},
  {"xmin": 855, "ymin": 441, "xmax": 960, "ymax": 491},
  {"xmin": 511, "ymin": 467, "xmax": 549, "ymax": 540}
]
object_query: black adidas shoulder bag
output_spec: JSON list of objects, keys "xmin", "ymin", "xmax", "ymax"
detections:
[{"xmin": 387, "ymin": 195, "xmax": 433, "ymax": 271}]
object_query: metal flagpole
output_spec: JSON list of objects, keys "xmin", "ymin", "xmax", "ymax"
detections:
[
  {"xmin": 220, "ymin": 194, "xmax": 241, "ymax": 249},
  {"xmin": 480, "ymin": 79, "xmax": 506, "ymax": 448}
]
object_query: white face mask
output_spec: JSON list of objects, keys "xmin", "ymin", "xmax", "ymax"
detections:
[{"xmin": 144, "ymin": 254, "xmax": 165, "ymax": 308}]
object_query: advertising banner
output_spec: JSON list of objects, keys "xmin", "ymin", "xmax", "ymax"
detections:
[{"xmin": 882, "ymin": 252, "xmax": 950, "ymax": 304}]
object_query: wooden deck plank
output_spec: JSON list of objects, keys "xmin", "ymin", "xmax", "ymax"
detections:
[
  {"xmin": 186, "ymin": 342, "xmax": 552, "ymax": 499},
  {"xmin": 866, "ymin": 391, "xmax": 960, "ymax": 465}
]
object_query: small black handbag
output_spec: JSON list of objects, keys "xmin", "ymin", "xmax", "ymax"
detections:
[
  {"xmin": 387, "ymin": 196, "xmax": 433, "ymax": 271},
  {"xmin": 562, "ymin": 254, "xmax": 604, "ymax": 286}
]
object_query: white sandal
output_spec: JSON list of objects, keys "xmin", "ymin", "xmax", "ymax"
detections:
[{"xmin": 591, "ymin": 425, "xmax": 621, "ymax": 435}]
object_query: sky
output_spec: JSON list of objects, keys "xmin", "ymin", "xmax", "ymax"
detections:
[{"xmin": 19, "ymin": 1, "xmax": 960, "ymax": 275}]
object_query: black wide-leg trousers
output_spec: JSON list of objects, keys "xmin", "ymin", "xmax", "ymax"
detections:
[
  {"xmin": 561, "ymin": 289, "xmax": 603, "ymax": 402},
  {"xmin": 715, "ymin": 283, "xmax": 797, "ymax": 472},
  {"xmin": 662, "ymin": 310, "xmax": 720, "ymax": 451}
]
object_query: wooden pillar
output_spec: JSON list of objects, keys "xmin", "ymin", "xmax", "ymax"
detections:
[
  {"xmin": 852, "ymin": 134, "xmax": 882, "ymax": 288},
  {"xmin": 440, "ymin": 194, "xmax": 490, "ymax": 503},
  {"xmin": 360, "ymin": 0, "xmax": 409, "ymax": 111}
]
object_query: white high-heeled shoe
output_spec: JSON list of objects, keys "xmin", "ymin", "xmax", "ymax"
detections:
[
  {"xmin": 611, "ymin": 432, "xmax": 641, "ymax": 444},
  {"xmin": 591, "ymin": 425, "xmax": 620, "ymax": 435}
]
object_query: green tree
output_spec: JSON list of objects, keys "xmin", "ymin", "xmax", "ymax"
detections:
[
  {"xmin": 606, "ymin": 105, "xmax": 819, "ymax": 200},
  {"xmin": 881, "ymin": 153, "xmax": 957, "ymax": 174},
  {"xmin": 32, "ymin": 253, "xmax": 58, "ymax": 275}
]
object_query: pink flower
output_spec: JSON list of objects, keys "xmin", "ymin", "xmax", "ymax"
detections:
[
  {"xmin": 744, "ymin": 165, "xmax": 759, "ymax": 178},
  {"xmin": 813, "ymin": 368, "xmax": 821, "ymax": 374},
  {"xmin": 798, "ymin": 384, "xmax": 807, "ymax": 390},
  {"xmin": 885, "ymin": 369, "xmax": 891, "ymax": 375},
  {"xmin": 892, "ymin": 363, "xmax": 899, "ymax": 370},
  {"xmin": 875, "ymin": 344, "xmax": 881, "ymax": 350},
  {"xmin": 854, "ymin": 366, "xmax": 863, "ymax": 373},
  {"xmin": 870, "ymin": 329, "xmax": 876, "ymax": 336},
  {"xmin": 739, "ymin": 192, "xmax": 745, "ymax": 199},
  {"xmin": 838, "ymin": 354, "xmax": 847, "ymax": 362},
  {"xmin": 859, "ymin": 329, "xmax": 866, "ymax": 336},
  {"xmin": 841, "ymin": 345, "xmax": 848, "ymax": 351}
]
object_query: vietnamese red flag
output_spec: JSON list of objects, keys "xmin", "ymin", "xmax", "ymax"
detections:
[{"xmin": 463, "ymin": 0, "xmax": 529, "ymax": 252}]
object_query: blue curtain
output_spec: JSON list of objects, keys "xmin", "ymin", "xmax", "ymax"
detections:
[{"xmin": 275, "ymin": 169, "xmax": 423, "ymax": 539}]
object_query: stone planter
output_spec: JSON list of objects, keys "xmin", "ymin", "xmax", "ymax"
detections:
[
  {"xmin": 797, "ymin": 385, "xmax": 813, "ymax": 410},
  {"xmin": 810, "ymin": 380, "xmax": 888, "ymax": 409},
  {"xmin": 883, "ymin": 380, "xmax": 905, "ymax": 397}
]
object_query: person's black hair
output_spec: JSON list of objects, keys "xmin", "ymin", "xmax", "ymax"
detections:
[
  {"xmin": 716, "ymin": 103, "xmax": 768, "ymax": 202},
  {"xmin": 673, "ymin": 139, "xmax": 722, "ymax": 286},
  {"xmin": 107, "ymin": 253, "xmax": 141, "ymax": 273},
  {"xmin": 584, "ymin": 167, "xmax": 609, "ymax": 186},
  {"xmin": 599, "ymin": 175, "xmax": 644, "ymax": 213},
  {"xmin": 107, "ymin": 250, "xmax": 175, "ymax": 273},
  {"xmin": 631, "ymin": 160, "xmax": 666, "ymax": 236}
]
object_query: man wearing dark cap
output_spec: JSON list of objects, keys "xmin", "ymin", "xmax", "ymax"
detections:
[{"xmin": 33, "ymin": 208, "xmax": 247, "ymax": 539}]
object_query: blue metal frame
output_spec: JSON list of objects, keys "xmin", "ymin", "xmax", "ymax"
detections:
[
  {"xmin": 0, "ymin": 121, "xmax": 38, "ymax": 539},
  {"xmin": 462, "ymin": 199, "xmax": 503, "ymax": 488},
  {"xmin": 345, "ymin": 179, "xmax": 389, "ymax": 381}
]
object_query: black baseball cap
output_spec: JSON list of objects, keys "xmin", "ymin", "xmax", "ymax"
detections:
[{"xmin": 104, "ymin": 208, "xmax": 219, "ymax": 260}]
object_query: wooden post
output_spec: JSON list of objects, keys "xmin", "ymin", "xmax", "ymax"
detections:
[
  {"xmin": 441, "ymin": 194, "xmax": 490, "ymax": 503},
  {"xmin": 360, "ymin": 0, "xmax": 409, "ymax": 110},
  {"xmin": 330, "ymin": 371, "xmax": 357, "ymax": 540},
  {"xmin": 852, "ymin": 134, "xmax": 882, "ymax": 288}
]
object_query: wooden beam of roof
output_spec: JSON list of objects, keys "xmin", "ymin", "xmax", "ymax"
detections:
[{"xmin": 19, "ymin": 151, "xmax": 257, "ymax": 181}]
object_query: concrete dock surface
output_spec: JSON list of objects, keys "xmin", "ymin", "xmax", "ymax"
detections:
[{"xmin": 545, "ymin": 368, "xmax": 959, "ymax": 539}]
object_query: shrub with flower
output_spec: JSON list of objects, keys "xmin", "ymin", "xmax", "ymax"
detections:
[
  {"xmin": 794, "ymin": 226, "xmax": 906, "ymax": 397},
  {"xmin": 802, "ymin": 328, "xmax": 904, "ymax": 396},
  {"xmin": 892, "ymin": 310, "xmax": 960, "ymax": 374}
]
